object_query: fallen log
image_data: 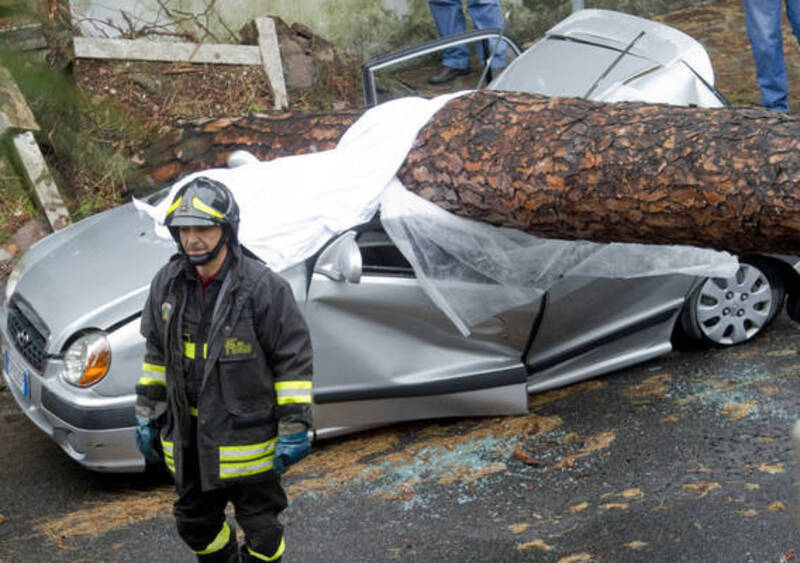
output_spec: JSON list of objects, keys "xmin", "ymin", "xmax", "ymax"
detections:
[
  {"xmin": 139, "ymin": 109, "xmax": 361, "ymax": 188},
  {"xmin": 142, "ymin": 91, "xmax": 800, "ymax": 254},
  {"xmin": 399, "ymin": 91, "xmax": 800, "ymax": 254}
]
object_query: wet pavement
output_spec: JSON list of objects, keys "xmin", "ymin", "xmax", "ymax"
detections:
[
  {"xmin": 286, "ymin": 314, "xmax": 800, "ymax": 562},
  {"xmin": 1, "ymin": 310, "xmax": 799, "ymax": 562}
]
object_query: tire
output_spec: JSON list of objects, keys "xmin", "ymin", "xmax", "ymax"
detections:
[{"xmin": 677, "ymin": 257, "xmax": 786, "ymax": 347}]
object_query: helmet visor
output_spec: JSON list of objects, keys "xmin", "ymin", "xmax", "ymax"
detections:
[{"xmin": 167, "ymin": 215, "xmax": 219, "ymax": 227}]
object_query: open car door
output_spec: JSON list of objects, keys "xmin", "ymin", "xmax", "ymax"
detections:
[{"xmin": 362, "ymin": 28, "xmax": 522, "ymax": 106}]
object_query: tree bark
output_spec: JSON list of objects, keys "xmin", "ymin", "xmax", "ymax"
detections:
[
  {"xmin": 137, "ymin": 109, "xmax": 362, "ymax": 192},
  {"xmin": 398, "ymin": 91, "xmax": 800, "ymax": 254},
  {"xmin": 141, "ymin": 91, "xmax": 800, "ymax": 254}
]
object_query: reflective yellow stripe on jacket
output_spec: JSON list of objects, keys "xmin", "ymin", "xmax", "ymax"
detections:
[
  {"xmin": 183, "ymin": 342, "xmax": 208, "ymax": 360},
  {"xmin": 274, "ymin": 380, "xmax": 312, "ymax": 405},
  {"xmin": 219, "ymin": 438, "xmax": 277, "ymax": 479},
  {"xmin": 139, "ymin": 362, "xmax": 166, "ymax": 386},
  {"xmin": 161, "ymin": 437, "xmax": 175, "ymax": 473}
]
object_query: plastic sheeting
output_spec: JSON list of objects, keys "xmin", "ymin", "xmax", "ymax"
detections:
[
  {"xmin": 134, "ymin": 93, "xmax": 463, "ymax": 270},
  {"xmin": 380, "ymin": 179, "xmax": 737, "ymax": 335},
  {"xmin": 136, "ymin": 93, "xmax": 739, "ymax": 336}
]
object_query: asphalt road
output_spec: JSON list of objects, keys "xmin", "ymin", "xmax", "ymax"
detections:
[{"xmin": 1, "ymin": 313, "xmax": 800, "ymax": 562}]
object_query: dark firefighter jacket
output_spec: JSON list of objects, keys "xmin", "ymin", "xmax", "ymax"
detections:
[{"xmin": 135, "ymin": 246, "xmax": 313, "ymax": 491}]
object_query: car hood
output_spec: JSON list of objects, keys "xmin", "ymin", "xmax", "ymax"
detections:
[{"xmin": 9, "ymin": 202, "xmax": 173, "ymax": 353}]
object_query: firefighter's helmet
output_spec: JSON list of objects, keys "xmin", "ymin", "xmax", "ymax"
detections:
[{"xmin": 164, "ymin": 177, "xmax": 240, "ymax": 265}]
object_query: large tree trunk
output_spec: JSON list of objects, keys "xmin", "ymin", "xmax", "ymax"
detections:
[
  {"xmin": 142, "ymin": 91, "xmax": 800, "ymax": 254},
  {"xmin": 399, "ymin": 91, "xmax": 800, "ymax": 254},
  {"xmin": 138, "ymin": 110, "xmax": 362, "ymax": 189}
]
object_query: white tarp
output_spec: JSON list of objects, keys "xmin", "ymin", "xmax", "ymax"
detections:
[
  {"xmin": 134, "ymin": 93, "xmax": 463, "ymax": 269},
  {"xmin": 135, "ymin": 93, "xmax": 738, "ymax": 335}
]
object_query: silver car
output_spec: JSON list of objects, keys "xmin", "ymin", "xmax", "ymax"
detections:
[{"xmin": 2, "ymin": 10, "xmax": 798, "ymax": 473}]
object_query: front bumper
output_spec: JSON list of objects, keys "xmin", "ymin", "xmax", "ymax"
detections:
[{"xmin": 0, "ymin": 307, "xmax": 144, "ymax": 473}]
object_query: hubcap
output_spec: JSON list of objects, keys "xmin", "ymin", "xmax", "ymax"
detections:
[{"xmin": 695, "ymin": 264, "xmax": 772, "ymax": 345}]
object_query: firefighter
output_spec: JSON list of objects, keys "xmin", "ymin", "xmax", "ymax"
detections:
[{"xmin": 134, "ymin": 176, "xmax": 313, "ymax": 562}]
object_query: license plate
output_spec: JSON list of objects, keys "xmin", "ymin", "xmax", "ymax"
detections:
[{"xmin": 2, "ymin": 345, "xmax": 29, "ymax": 401}]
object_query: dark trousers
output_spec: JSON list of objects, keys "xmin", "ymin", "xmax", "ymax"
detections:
[{"xmin": 174, "ymin": 442, "xmax": 288, "ymax": 561}]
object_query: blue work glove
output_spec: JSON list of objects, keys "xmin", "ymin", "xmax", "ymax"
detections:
[
  {"xmin": 273, "ymin": 426, "xmax": 311, "ymax": 475},
  {"xmin": 135, "ymin": 416, "xmax": 161, "ymax": 464}
]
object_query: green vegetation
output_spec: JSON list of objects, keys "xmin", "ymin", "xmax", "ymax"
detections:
[
  {"xmin": 0, "ymin": 1, "xmax": 32, "ymax": 20},
  {"xmin": 0, "ymin": 146, "xmax": 36, "ymax": 244},
  {"xmin": 321, "ymin": 0, "xmax": 437, "ymax": 61},
  {"xmin": 2, "ymin": 47, "xmax": 146, "ymax": 217},
  {"xmin": 0, "ymin": 0, "xmax": 159, "ymax": 242},
  {"xmin": 725, "ymin": 83, "xmax": 763, "ymax": 107}
]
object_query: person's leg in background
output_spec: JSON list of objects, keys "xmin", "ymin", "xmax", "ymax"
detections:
[
  {"xmin": 466, "ymin": 0, "xmax": 507, "ymax": 68},
  {"xmin": 428, "ymin": 0, "xmax": 471, "ymax": 83},
  {"xmin": 744, "ymin": 0, "xmax": 790, "ymax": 112},
  {"xmin": 785, "ymin": 0, "xmax": 800, "ymax": 112},
  {"xmin": 783, "ymin": 0, "xmax": 800, "ymax": 54}
]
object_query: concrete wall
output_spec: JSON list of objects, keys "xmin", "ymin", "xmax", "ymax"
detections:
[
  {"xmin": 69, "ymin": 0, "xmax": 436, "ymax": 60},
  {"xmin": 70, "ymin": 0, "xmax": 714, "ymax": 61}
]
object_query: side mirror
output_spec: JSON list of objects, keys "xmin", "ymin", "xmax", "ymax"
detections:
[{"xmin": 314, "ymin": 232, "xmax": 362, "ymax": 284}]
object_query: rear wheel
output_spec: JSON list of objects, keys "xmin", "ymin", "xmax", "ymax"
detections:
[{"xmin": 678, "ymin": 258, "xmax": 785, "ymax": 347}]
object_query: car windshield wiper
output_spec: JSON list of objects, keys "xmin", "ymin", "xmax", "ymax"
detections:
[
  {"xmin": 584, "ymin": 30, "xmax": 646, "ymax": 99},
  {"xmin": 679, "ymin": 60, "xmax": 731, "ymax": 107}
]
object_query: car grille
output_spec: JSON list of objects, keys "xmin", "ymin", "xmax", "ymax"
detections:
[{"xmin": 7, "ymin": 303, "xmax": 47, "ymax": 372}]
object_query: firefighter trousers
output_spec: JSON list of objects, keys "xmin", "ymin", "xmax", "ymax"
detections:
[{"xmin": 173, "ymin": 440, "xmax": 288, "ymax": 562}]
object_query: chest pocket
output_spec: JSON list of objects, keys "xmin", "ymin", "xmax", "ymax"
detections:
[
  {"xmin": 219, "ymin": 299, "xmax": 258, "ymax": 363},
  {"xmin": 219, "ymin": 333, "xmax": 257, "ymax": 362},
  {"xmin": 217, "ymin": 313, "xmax": 272, "ymax": 408}
]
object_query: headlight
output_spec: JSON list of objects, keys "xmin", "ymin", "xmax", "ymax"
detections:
[{"xmin": 62, "ymin": 332, "xmax": 111, "ymax": 387}]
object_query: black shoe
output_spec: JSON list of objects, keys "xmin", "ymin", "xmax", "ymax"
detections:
[{"xmin": 427, "ymin": 66, "xmax": 470, "ymax": 85}]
